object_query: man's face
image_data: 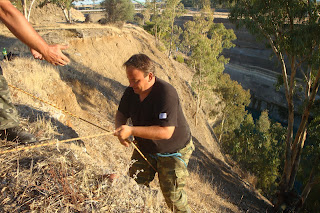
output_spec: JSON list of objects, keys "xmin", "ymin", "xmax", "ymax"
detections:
[{"xmin": 126, "ymin": 67, "xmax": 152, "ymax": 95}]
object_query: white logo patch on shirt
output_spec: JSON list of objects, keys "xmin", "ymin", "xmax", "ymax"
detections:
[{"xmin": 159, "ymin": 113, "xmax": 167, "ymax": 119}]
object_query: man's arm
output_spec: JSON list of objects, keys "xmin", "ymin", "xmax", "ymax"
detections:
[
  {"xmin": 114, "ymin": 120, "xmax": 175, "ymax": 141},
  {"xmin": 0, "ymin": 0, "xmax": 69, "ymax": 66},
  {"xmin": 115, "ymin": 110, "xmax": 128, "ymax": 129}
]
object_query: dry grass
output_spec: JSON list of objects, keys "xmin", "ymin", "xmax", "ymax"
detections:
[
  {"xmin": 186, "ymin": 170, "xmax": 241, "ymax": 213},
  {"xmin": 0, "ymin": 21, "xmax": 272, "ymax": 212},
  {"xmin": 0, "ymin": 114, "xmax": 242, "ymax": 212},
  {"xmin": 0, "ymin": 117, "xmax": 170, "ymax": 212}
]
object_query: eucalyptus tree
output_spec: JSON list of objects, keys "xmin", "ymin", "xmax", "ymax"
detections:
[
  {"xmin": 224, "ymin": 111, "xmax": 286, "ymax": 197},
  {"xmin": 11, "ymin": 0, "xmax": 37, "ymax": 21},
  {"xmin": 299, "ymin": 101, "xmax": 320, "ymax": 212},
  {"xmin": 213, "ymin": 73, "xmax": 250, "ymax": 143},
  {"xmin": 142, "ymin": 0, "xmax": 151, "ymax": 23},
  {"xmin": 229, "ymin": 0, "xmax": 320, "ymax": 211},
  {"xmin": 163, "ymin": 0, "xmax": 185, "ymax": 57},
  {"xmin": 149, "ymin": 0, "xmax": 162, "ymax": 43},
  {"xmin": 102, "ymin": 0, "xmax": 134, "ymax": 24},
  {"xmin": 181, "ymin": 10, "xmax": 236, "ymax": 125}
]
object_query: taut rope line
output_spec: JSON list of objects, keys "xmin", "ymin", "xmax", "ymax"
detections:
[
  {"xmin": 7, "ymin": 84, "xmax": 153, "ymax": 169},
  {"xmin": 8, "ymin": 83, "xmax": 111, "ymax": 132},
  {"xmin": 130, "ymin": 141, "xmax": 157, "ymax": 171},
  {"xmin": 0, "ymin": 132, "xmax": 112, "ymax": 155},
  {"xmin": 7, "ymin": 84, "xmax": 197, "ymax": 213}
]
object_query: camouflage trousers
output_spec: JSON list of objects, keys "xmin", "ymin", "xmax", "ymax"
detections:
[
  {"xmin": 129, "ymin": 139, "xmax": 195, "ymax": 213},
  {"xmin": 0, "ymin": 74, "xmax": 19, "ymax": 130}
]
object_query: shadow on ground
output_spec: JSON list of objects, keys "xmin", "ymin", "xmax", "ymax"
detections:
[
  {"xmin": 16, "ymin": 104, "xmax": 84, "ymax": 147},
  {"xmin": 56, "ymin": 56, "xmax": 126, "ymax": 121}
]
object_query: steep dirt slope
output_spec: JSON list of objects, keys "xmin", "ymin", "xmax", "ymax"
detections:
[{"xmin": 0, "ymin": 23, "xmax": 272, "ymax": 212}]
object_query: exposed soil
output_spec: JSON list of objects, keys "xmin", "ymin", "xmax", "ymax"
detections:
[{"xmin": 0, "ymin": 6, "xmax": 274, "ymax": 212}]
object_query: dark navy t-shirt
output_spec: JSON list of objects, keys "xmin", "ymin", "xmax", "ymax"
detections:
[{"xmin": 118, "ymin": 77, "xmax": 191, "ymax": 154}]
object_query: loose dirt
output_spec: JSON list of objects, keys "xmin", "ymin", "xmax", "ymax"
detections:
[{"xmin": 0, "ymin": 5, "xmax": 273, "ymax": 212}]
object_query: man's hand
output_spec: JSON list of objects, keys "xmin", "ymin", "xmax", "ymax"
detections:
[
  {"xmin": 114, "ymin": 125, "xmax": 133, "ymax": 147},
  {"xmin": 118, "ymin": 138, "xmax": 131, "ymax": 147},
  {"xmin": 30, "ymin": 48, "xmax": 44, "ymax": 60},
  {"xmin": 114, "ymin": 125, "xmax": 132, "ymax": 140},
  {"xmin": 0, "ymin": 1, "xmax": 70, "ymax": 66},
  {"xmin": 31, "ymin": 44, "xmax": 70, "ymax": 66}
]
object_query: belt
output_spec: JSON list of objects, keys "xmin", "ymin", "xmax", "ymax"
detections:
[{"xmin": 150, "ymin": 152, "xmax": 187, "ymax": 167}]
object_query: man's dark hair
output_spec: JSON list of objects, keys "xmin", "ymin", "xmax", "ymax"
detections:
[{"xmin": 123, "ymin": 54, "xmax": 155, "ymax": 76}]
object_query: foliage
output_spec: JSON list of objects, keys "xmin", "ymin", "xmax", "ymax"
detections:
[
  {"xmin": 163, "ymin": 0, "xmax": 185, "ymax": 57},
  {"xmin": 181, "ymin": 0, "xmax": 235, "ymax": 8},
  {"xmin": 180, "ymin": 12, "xmax": 236, "ymax": 124},
  {"xmin": 142, "ymin": 0, "xmax": 151, "ymax": 23},
  {"xmin": 180, "ymin": 0, "xmax": 194, "ymax": 7},
  {"xmin": 147, "ymin": 0, "xmax": 184, "ymax": 56},
  {"xmin": 299, "ymin": 100, "xmax": 320, "ymax": 212},
  {"xmin": 174, "ymin": 54, "xmax": 185, "ymax": 63},
  {"xmin": 102, "ymin": 0, "xmax": 134, "ymax": 24},
  {"xmin": 229, "ymin": 0, "xmax": 320, "ymax": 210},
  {"xmin": 10, "ymin": 0, "xmax": 23, "ymax": 13},
  {"xmin": 143, "ymin": 21, "xmax": 155, "ymax": 33},
  {"xmin": 145, "ymin": 0, "xmax": 162, "ymax": 42},
  {"xmin": 207, "ymin": 23, "xmax": 236, "ymax": 49},
  {"xmin": 133, "ymin": 13, "xmax": 145, "ymax": 26},
  {"xmin": 180, "ymin": 0, "xmax": 208, "ymax": 8},
  {"xmin": 209, "ymin": 0, "xmax": 235, "ymax": 8},
  {"xmin": 213, "ymin": 73, "xmax": 250, "ymax": 140},
  {"xmin": 223, "ymin": 111, "xmax": 286, "ymax": 197}
]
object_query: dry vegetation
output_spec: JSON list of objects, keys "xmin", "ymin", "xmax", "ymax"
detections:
[{"xmin": 0, "ymin": 7, "xmax": 273, "ymax": 212}]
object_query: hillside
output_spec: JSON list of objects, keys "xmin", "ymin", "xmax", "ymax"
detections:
[{"xmin": 1, "ymin": 16, "xmax": 272, "ymax": 213}]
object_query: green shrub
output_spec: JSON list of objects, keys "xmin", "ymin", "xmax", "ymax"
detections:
[
  {"xmin": 175, "ymin": 55, "xmax": 184, "ymax": 63},
  {"xmin": 102, "ymin": 0, "xmax": 134, "ymax": 24},
  {"xmin": 143, "ymin": 21, "xmax": 155, "ymax": 35}
]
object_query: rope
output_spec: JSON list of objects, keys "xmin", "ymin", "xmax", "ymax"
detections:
[
  {"xmin": 8, "ymin": 84, "xmax": 155, "ymax": 170},
  {"xmin": 8, "ymin": 83, "xmax": 111, "ymax": 132},
  {"xmin": 8, "ymin": 84, "xmax": 197, "ymax": 213},
  {"xmin": 130, "ymin": 142, "xmax": 196, "ymax": 213},
  {"xmin": 0, "ymin": 132, "xmax": 113, "ymax": 155},
  {"xmin": 130, "ymin": 141, "xmax": 157, "ymax": 171}
]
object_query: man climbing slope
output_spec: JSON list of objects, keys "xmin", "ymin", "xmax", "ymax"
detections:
[{"xmin": 114, "ymin": 54, "xmax": 194, "ymax": 212}]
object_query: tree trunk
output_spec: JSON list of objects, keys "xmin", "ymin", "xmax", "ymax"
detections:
[
  {"xmin": 68, "ymin": 9, "xmax": 72, "ymax": 24},
  {"xmin": 27, "ymin": 0, "xmax": 36, "ymax": 22},
  {"xmin": 22, "ymin": 0, "xmax": 27, "ymax": 19},
  {"xmin": 62, "ymin": 8, "xmax": 70, "ymax": 23},
  {"xmin": 153, "ymin": 0, "xmax": 158, "ymax": 43},
  {"xmin": 293, "ymin": 164, "xmax": 317, "ymax": 212},
  {"xmin": 283, "ymin": 56, "xmax": 297, "ymax": 187},
  {"xmin": 218, "ymin": 115, "xmax": 225, "ymax": 143},
  {"xmin": 194, "ymin": 95, "xmax": 200, "ymax": 126},
  {"xmin": 276, "ymin": 68, "xmax": 320, "ymax": 211},
  {"xmin": 168, "ymin": 6, "xmax": 176, "ymax": 58}
]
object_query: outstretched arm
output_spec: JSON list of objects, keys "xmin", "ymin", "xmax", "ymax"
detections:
[{"xmin": 0, "ymin": 0, "xmax": 69, "ymax": 66}]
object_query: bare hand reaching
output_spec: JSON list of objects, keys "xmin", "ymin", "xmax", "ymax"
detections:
[
  {"xmin": 30, "ymin": 48, "xmax": 44, "ymax": 60},
  {"xmin": 31, "ymin": 44, "xmax": 70, "ymax": 66}
]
